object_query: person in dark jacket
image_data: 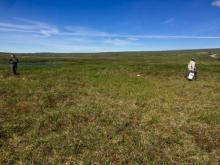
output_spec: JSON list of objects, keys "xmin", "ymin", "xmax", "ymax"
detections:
[{"xmin": 9, "ymin": 54, "xmax": 19, "ymax": 75}]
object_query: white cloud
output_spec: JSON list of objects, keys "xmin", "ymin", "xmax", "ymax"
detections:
[
  {"xmin": 0, "ymin": 18, "xmax": 59, "ymax": 37},
  {"xmin": 104, "ymin": 39, "xmax": 131, "ymax": 46},
  {"xmin": 212, "ymin": 0, "xmax": 220, "ymax": 7},
  {"xmin": 1, "ymin": 18, "xmax": 220, "ymax": 41},
  {"xmin": 132, "ymin": 35, "xmax": 220, "ymax": 39},
  {"xmin": 61, "ymin": 26, "xmax": 220, "ymax": 39},
  {"xmin": 63, "ymin": 26, "xmax": 111, "ymax": 37}
]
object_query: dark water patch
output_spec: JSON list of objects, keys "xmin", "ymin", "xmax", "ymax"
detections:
[
  {"xmin": 19, "ymin": 62, "xmax": 58, "ymax": 67},
  {"xmin": 0, "ymin": 62, "xmax": 59, "ymax": 67}
]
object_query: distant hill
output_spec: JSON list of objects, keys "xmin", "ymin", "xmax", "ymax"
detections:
[{"xmin": 1, "ymin": 48, "xmax": 220, "ymax": 56}]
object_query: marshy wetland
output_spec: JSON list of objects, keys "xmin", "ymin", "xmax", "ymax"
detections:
[{"xmin": 0, "ymin": 51, "xmax": 220, "ymax": 164}]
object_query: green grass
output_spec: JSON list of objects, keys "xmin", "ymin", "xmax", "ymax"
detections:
[{"xmin": 0, "ymin": 51, "xmax": 220, "ymax": 164}]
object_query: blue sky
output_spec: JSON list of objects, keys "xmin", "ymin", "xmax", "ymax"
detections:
[{"xmin": 0, "ymin": 0, "xmax": 220, "ymax": 52}]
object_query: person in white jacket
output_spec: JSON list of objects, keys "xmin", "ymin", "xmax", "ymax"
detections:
[
  {"xmin": 187, "ymin": 58, "xmax": 197, "ymax": 79},
  {"xmin": 188, "ymin": 58, "xmax": 196, "ymax": 71}
]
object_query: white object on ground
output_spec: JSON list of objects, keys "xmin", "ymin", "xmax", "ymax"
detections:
[{"xmin": 210, "ymin": 54, "xmax": 218, "ymax": 59}]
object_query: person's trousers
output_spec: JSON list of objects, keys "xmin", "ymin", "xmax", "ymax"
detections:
[{"xmin": 11, "ymin": 65, "xmax": 17, "ymax": 75}]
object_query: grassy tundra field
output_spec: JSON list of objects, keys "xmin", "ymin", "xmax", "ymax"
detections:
[{"xmin": 0, "ymin": 50, "xmax": 220, "ymax": 164}]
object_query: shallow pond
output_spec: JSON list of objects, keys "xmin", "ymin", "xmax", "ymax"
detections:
[{"xmin": 0, "ymin": 62, "xmax": 58, "ymax": 67}]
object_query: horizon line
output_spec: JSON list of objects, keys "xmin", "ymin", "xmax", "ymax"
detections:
[{"xmin": 1, "ymin": 47, "xmax": 220, "ymax": 54}]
